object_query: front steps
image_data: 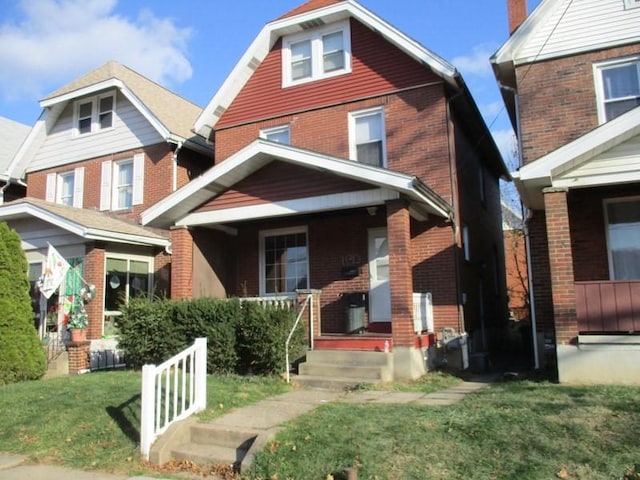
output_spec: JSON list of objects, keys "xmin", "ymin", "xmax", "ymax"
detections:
[
  {"xmin": 150, "ymin": 418, "xmax": 260, "ymax": 473},
  {"xmin": 295, "ymin": 349, "xmax": 393, "ymax": 389}
]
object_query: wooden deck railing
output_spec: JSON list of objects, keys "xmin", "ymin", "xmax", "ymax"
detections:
[{"xmin": 575, "ymin": 280, "xmax": 640, "ymax": 333}]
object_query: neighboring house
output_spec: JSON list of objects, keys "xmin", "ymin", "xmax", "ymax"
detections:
[
  {"xmin": 0, "ymin": 61, "xmax": 213, "ymax": 349},
  {"xmin": 0, "ymin": 116, "xmax": 30, "ymax": 202},
  {"xmin": 143, "ymin": 0, "xmax": 510, "ymax": 379},
  {"xmin": 492, "ymin": 0, "xmax": 640, "ymax": 383},
  {"xmin": 502, "ymin": 201, "xmax": 528, "ymax": 323}
]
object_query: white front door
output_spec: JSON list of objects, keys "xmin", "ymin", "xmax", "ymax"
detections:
[{"xmin": 368, "ymin": 228, "xmax": 391, "ymax": 322}]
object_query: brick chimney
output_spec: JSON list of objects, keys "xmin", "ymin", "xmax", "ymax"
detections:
[{"xmin": 508, "ymin": 0, "xmax": 528, "ymax": 34}]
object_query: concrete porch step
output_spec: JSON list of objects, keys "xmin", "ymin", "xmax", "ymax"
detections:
[
  {"xmin": 298, "ymin": 362, "xmax": 391, "ymax": 381},
  {"xmin": 170, "ymin": 442, "xmax": 248, "ymax": 471},
  {"xmin": 305, "ymin": 349, "xmax": 392, "ymax": 367}
]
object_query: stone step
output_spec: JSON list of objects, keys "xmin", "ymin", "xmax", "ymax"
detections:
[
  {"xmin": 292, "ymin": 374, "xmax": 381, "ymax": 390},
  {"xmin": 298, "ymin": 362, "xmax": 391, "ymax": 381},
  {"xmin": 189, "ymin": 424, "xmax": 257, "ymax": 450},
  {"xmin": 171, "ymin": 442, "xmax": 247, "ymax": 471},
  {"xmin": 305, "ymin": 349, "xmax": 392, "ymax": 367}
]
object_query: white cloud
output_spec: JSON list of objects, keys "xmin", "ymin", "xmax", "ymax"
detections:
[
  {"xmin": 451, "ymin": 43, "xmax": 498, "ymax": 78},
  {"xmin": 0, "ymin": 0, "xmax": 192, "ymax": 101}
]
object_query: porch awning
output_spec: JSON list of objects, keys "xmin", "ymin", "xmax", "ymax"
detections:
[
  {"xmin": 141, "ymin": 139, "xmax": 453, "ymax": 229},
  {"xmin": 0, "ymin": 197, "xmax": 170, "ymax": 247},
  {"xmin": 514, "ymin": 106, "xmax": 640, "ymax": 209}
]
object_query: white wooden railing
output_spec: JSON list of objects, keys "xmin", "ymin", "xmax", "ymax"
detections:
[
  {"xmin": 140, "ymin": 337, "xmax": 207, "ymax": 460},
  {"xmin": 240, "ymin": 296, "xmax": 296, "ymax": 310},
  {"xmin": 413, "ymin": 292, "xmax": 434, "ymax": 333}
]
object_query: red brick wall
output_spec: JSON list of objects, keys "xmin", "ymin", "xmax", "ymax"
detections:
[
  {"xmin": 544, "ymin": 189, "xmax": 577, "ymax": 345},
  {"xmin": 516, "ymin": 44, "xmax": 640, "ymax": 166},
  {"xmin": 84, "ymin": 242, "xmax": 105, "ymax": 340},
  {"xmin": 170, "ymin": 227, "xmax": 194, "ymax": 299},
  {"xmin": 504, "ymin": 228, "xmax": 529, "ymax": 320}
]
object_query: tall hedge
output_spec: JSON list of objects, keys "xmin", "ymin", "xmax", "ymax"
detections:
[
  {"xmin": 117, "ymin": 296, "xmax": 306, "ymax": 376},
  {"xmin": 0, "ymin": 222, "xmax": 46, "ymax": 384}
]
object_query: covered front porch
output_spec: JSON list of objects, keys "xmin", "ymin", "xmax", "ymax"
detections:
[{"xmin": 143, "ymin": 140, "xmax": 461, "ymax": 379}]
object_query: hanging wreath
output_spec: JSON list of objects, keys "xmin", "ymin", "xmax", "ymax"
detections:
[{"xmin": 79, "ymin": 284, "xmax": 96, "ymax": 303}]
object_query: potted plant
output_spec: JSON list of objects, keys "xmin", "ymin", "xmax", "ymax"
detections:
[{"xmin": 67, "ymin": 285, "xmax": 95, "ymax": 342}]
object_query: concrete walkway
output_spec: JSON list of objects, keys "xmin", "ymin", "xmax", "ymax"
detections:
[{"xmin": 0, "ymin": 377, "xmax": 493, "ymax": 480}]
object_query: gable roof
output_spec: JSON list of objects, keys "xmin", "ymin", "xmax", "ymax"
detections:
[
  {"xmin": 513, "ymin": 106, "xmax": 640, "ymax": 209},
  {"xmin": 141, "ymin": 139, "xmax": 453, "ymax": 229},
  {"xmin": 0, "ymin": 197, "xmax": 170, "ymax": 247},
  {"xmin": 193, "ymin": 0, "xmax": 459, "ymax": 139},
  {"xmin": 8, "ymin": 61, "xmax": 211, "ymax": 180},
  {"xmin": 0, "ymin": 117, "xmax": 30, "ymax": 182},
  {"xmin": 491, "ymin": 0, "xmax": 640, "ymax": 125}
]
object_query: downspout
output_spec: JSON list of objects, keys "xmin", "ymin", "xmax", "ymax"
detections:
[{"xmin": 172, "ymin": 141, "xmax": 183, "ymax": 193}]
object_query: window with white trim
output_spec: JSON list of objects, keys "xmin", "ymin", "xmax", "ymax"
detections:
[
  {"xmin": 260, "ymin": 227, "xmax": 309, "ymax": 295},
  {"xmin": 74, "ymin": 92, "xmax": 115, "ymax": 135},
  {"xmin": 349, "ymin": 107, "xmax": 386, "ymax": 167},
  {"xmin": 45, "ymin": 168, "xmax": 84, "ymax": 208},
  {"xmin": 261, "ymin": 125, "xmax": 290, "ymax": 144},
  {"xmin": 605, "ymin": 198, "xmax": 640, "ymax": 280},
  {"xmin": 594, "ymin": 57, "xmax": 640, "ymax": 123},
  {"xmin": 104, "ymin": 255, "xmax": 153, "ymax": 313},
  {"xmin": 282, "ymin": 20, "xmax": 351, "ymax": 87},
  {"xmin": 100, "ymin": 153, "xmax": 144, "ymax": 211}
]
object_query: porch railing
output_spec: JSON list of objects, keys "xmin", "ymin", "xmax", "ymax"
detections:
[
  {"xmin": 285, "ymin": 293, "xmax": 312, "ymax": 383},
  {"xmin": 240, "ymin": 296, "xmax": 296, "ymax": 310},
  {"xmin": 413, "ymin": 292, "xmax": 434, "ymax": 333},
  {"xmin": 575, "ymin": 280, "xmax": 640, "ymax": 333},
  {"xmin": 140, "ymin": 337, "xmax": 207, "ymax": 460}
]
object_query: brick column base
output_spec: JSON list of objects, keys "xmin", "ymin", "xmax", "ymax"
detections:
[{"xmin": 67, "ymin": 341, "xmax": 90, "ymax": 374}]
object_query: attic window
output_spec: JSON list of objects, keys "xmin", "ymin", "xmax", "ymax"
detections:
[
  {"xmin": 73, "ymin": 92, "xmax": 115, "ymax": 136},
  {"xmin": 282, "ymin": 20, "xmax": 351, "ymax": 87}
]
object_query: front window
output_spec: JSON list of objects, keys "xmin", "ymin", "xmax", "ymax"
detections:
[
  {"xmin": 260, "ymin": 227, "xmax": 309, "ymax": 295},
  {"xmin": 349, "ymin": 107, "xmax": 386, "ymax": 167},
  {"xmin": 114, "ymin": 160, "xmax": 133, "ymax": 209},
  {"xmin": 282, "ymin": 21, "xmax": 351, "ymax": 87},
  {"xmin": 606, "ymin": 199, "xmax": 640, "ymax": 280},
  {"xmin": 595, "ymin": 58, "xmax": 640, "ymax": 123},
  {"xmin": 104, "ymin": 256, "xmax": 152, "ymax": 312},
  {"xmin": 74, "ymin": 92, "xmax": 115, "ymax": 135},
  {"xmin": 58, "ymin": 172, "xmax": 75, "ymax": 206},
  {"xmin": 261, "ymin": 125, "xmax": 291, "ymax": 144}
]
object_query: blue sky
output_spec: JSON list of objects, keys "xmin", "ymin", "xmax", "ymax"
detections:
[{"xmin": 0, "ymin": 0, "xmax": 540, "ymax": 160}]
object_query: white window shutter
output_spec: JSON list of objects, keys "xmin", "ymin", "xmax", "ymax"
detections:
[
  {"xmin": 45, "ymin": 173, "xmax": 56, "ymax": 203},
  {"xmin": 73, "ymin": 167, "xmax": 84, "ymax": 208},
  {"xmin": 132, "ymin": 153, "xmax": 144, "ymax": 206},
  {"xmin": 100, "ymin": 161, "xmax": 112, "ymax": 211}
]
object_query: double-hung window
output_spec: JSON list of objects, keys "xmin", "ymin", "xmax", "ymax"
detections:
[
  {"xmin": 260, "ymin": 227, "xmax": 309, "ymax": 295},
  {"xmin": 261, "ymin": 125, "xmax": 291, "ymax": 144},
  {"xmin": 282, "ymin": 21, "xmax": 351, "ymax": 87},
  {"xmin": 594, "ymin": 57, "xmax": 640, "ymax": 123},
  {"xmin": 100, "ymin": 154, "xmax": 144, "ymax": 211},
  {"xmin": 349, "ymin": 107, "xmax": 386, "ymax": 167},
  {"xmin": 45, "ymin": 168, "xmax": 84, "ymax": 207},
  {"xmin": 605, "ymin": 198, "xmax": 640, "ymax": 280},
  {"xmin": 74, "ymin": 92, "xmax": 115, "ymax": 135}
]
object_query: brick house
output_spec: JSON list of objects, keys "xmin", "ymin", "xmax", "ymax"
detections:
[
  {"xmin": 0, "ymin": 62, "xmax": 212, "ymax": 364},
  {"xmin": 143, "ymin": 0, "xmax": 510, "ymax": 380},
  {"xmin": 492, "ymin": 0, "xmax": 640, "ymax": 383}
]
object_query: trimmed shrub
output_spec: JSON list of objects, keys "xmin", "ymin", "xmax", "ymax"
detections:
[
  {"xmin": 237, "ymin": 302, "xmax": 306, "ymax": 375},
  {"xmin": 0, "ymin": 222, "xmax": 46, "ymax": 384}
]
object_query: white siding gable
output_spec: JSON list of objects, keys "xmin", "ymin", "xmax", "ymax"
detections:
[
  {"xmin": 28, "ymin": 91, "xmax": 163, "ymax": 173},
  {"xmin": 515, "ymin": 0, "xmax": 640, "ymax": 65}
]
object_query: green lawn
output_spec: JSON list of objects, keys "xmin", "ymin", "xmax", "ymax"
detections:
[
  {"xmin": 0, "ymin": 371, "xmax": 289, "ymax": 477},
  {"xmin": 1, "ymin": 372, "xmax": 639, "ymax": 480},
  {"xmin": 248, "ymin": 381, "xmax": 640, "ymax": 480}
]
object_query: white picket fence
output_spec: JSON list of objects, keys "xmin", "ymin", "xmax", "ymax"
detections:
[{"xmin": 140, "ymin": 337, "xmax": 207, "ymax": 460}]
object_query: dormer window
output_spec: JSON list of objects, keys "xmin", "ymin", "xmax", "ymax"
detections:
[
  {"xmin": 282, "ymin": 20, "xmax": 351, "ymax": 87},
  {"xmin": 594, "ymin": 57, "xmax": 640, "ymax": 123},
  {"xmin": 74, "ymin": 92, "xmax": 115, "ymax": 135}
]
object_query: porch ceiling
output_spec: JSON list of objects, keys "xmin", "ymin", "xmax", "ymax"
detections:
[{"xmin": 141, "ymin": 139, "xmax": 452, "ymax": 228}]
